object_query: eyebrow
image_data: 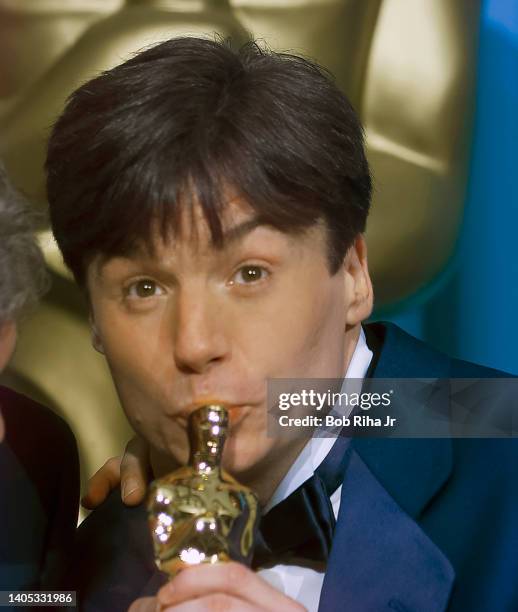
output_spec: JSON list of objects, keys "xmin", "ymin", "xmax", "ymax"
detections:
[{"xmin": 218, "ymin": 216, "xmax": 265, "ymax": 246}]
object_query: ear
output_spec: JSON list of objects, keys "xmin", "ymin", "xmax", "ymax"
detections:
[
  {"xmin": 343, "ymin": 235, "xmax": 374, "ymax": 327},
  {"xmin": 0, "ymin": 320, "xmax": 17, "ymax": 373},
  {"xmin": 89, "ymin": 312, "xmax": 105, "ymax": 355}
]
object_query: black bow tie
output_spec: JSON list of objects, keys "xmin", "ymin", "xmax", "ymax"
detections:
[{"xmin": 252, "ymin": 436, "xmax": 352, "ymax": 569}]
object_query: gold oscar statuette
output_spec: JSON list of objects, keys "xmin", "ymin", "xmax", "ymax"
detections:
[{"xmin": 147, "ymin": 404, "xmax": 259, "ymax": 577}]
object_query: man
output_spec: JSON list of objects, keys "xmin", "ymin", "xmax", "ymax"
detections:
[
  {"xmin": 45, "ymin": 38, "xmax": 518, "ymax": 611},
  {"xmin": 0, "ymin": 165, "xmax": 79, "ymax": 592}
]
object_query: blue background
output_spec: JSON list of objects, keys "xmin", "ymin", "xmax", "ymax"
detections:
[{"xmin": 377, "ymin": 0, "xmax": 518, "ymax": 375}]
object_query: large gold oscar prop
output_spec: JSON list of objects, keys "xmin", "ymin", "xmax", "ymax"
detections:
[
  {"xmin": 147, "ymin": 405, "xmax": 259, "ymax": 577},
  {"xmin": 0, "ymin": 0, "xmax": 481, "ymax": 519}
]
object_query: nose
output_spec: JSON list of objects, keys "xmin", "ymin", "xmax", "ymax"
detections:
[{"xmin": 172, "ymin": 287, "xmax": 230, "ymax": 374}]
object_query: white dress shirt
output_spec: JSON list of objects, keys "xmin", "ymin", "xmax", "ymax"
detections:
[{"xmin": 257, "ymin": 327, "xmax": 373, "ymax": 611}]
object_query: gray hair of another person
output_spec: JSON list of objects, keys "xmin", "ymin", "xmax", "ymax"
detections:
[{"xmin": 0, "ymin": 163, "xmax": 49, "ymax": 325}]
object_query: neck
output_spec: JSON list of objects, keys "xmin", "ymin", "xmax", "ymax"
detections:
[
  {"xmin": 236, "ymin": 434, "xmax": 313, "ymax": 506},
  {"xmin": 343, "ymin": 322, "xmax": 362, "ymax": 374},
  {"xmin": 250, "ymin": 324, "xmax": 362, "ymax": 505}
]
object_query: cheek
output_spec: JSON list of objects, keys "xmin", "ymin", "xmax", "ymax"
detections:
[
  {"xmin": 96, "ymin": 311, "xmax": 173, "ymax": 438},
  {"xmin": 305, "ymin": 281, "xmax": 348, "ymax": 352},
  {"xmin": 222, "ymin": 417, "xmax": 273, "ymax": 471},
  {"xmin": 98, "ymin": 306, "xmax": 169, "ymax": 390},
  {"xmin": 242, "ymin": 277, "xmax": 347, "ymax": 379}
]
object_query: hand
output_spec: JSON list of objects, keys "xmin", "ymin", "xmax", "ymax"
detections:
[
  {"xmin": 128, "ymin": 562, "xmax": 306, "ymax": 611},
  {"xmin": 81, "ymin": 435, "xmax": 150, "ymax": 508}
]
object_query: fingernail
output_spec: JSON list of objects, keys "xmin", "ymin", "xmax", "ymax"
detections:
[{"xmin": 122, "ymin": 478, "xmax": 138, "ymax": 499}]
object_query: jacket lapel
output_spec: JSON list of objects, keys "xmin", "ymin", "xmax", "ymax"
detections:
[
  {"xmin": 319, "ymin": 450, "xmax": 455, "ymax": 612},
  {"xmin": 319, "ymin": 322, "xmax": 456, "ymax": 611},
  {"xmin": 357, "ymin": 322, "xmax": 453, "ymax": 518}
]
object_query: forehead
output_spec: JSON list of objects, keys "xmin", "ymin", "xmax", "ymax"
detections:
[
  {"xmin": 88, "ymin": 205, "xmax": 327, "ymax": 287},
  {"xmin": 92, "ymin": 194, "xmax": 256, "ymax": 268},
  {"xmin": 88, "ymin": 200, "xmax": 261, "ymax": 279},
  {"xmin": 171, "ymin": 195, "xmax": 258, "ymax": 244},
  {"xmin": 144, "ymin": 196, "xmax": 272, "ymax": 261},
  {"xmin": 85, "ymin": 180, "xmax": 333, "ymax": 290}
]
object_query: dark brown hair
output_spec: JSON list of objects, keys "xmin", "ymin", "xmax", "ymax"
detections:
[{"xmin": 46, "ymin": 37, "xmax": 372, "ymax": 286}]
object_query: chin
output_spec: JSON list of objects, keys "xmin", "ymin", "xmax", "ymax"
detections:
[{"xmin": 222, "ymin": 435, "xmax": 272, "ymax": 479}]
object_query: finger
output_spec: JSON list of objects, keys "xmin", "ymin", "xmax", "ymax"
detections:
[
  {"xmin": 158, "ymin": 563, "xmax": 304, "ymax": 612},
  {"xmin": 127, "ymin": 596, "xmax": 158, "ymax": 612},
  {"xmin": 161, "ymin": 593, "xmax": 260, "ymax": 612},
  {"xmin": 81, "ymin": 456, "xmax": 121, "ymax": 509},
  {"xmin": 120, "ymin": 435, "xmax": 150, "ymax": 505}
]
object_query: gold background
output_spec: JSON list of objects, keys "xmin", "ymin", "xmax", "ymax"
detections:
[{"xmin": 0, "ymin": 0, "xmax": 481, "ymax": 502}]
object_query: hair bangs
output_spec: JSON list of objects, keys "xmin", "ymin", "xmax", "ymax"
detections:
[{"xmin": 47, "ymin": 37, "xmax": 372, "ymax": 285}]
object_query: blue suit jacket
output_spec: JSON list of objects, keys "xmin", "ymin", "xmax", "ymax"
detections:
[
  {"xmin": 70, "ymin": 323, "xmax": 518, "ymax": 611},
  {"xmin": 0, "ymin": 386, "xmax": 79, "ymax": 592}
]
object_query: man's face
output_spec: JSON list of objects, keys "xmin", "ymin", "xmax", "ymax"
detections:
[{"xmin": 87, "ymin": 198, "xmax": 371, "ymax": 493}]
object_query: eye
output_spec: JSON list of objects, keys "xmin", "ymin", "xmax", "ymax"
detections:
[
  {"xmin": 231, "ymin": 265, "xmax": 269, "ymax": 285},
  {"xmin": 126, "ymin": 279, "xmax": 164, "ymax": 298}
]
